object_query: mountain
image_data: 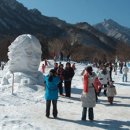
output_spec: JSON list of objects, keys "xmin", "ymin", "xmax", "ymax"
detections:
[
  {"xmin": 94, "ymin": 19, "xmax": 130, "ymax": 44},
  {"xmin": 0, "ymin": 0, "xmax": 118, "ymax": 61},
  {"xmin": 74, "ymin": 22, "xmax": 117, "ymax": 50},
  {"xmin": 0, "ymin": 0, "xmax": 64, "ymax": 37}
]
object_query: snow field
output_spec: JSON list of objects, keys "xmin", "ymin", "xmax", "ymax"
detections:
[{"xmin": 0, "ymin": 60, "xmax": 130, "ymax": 130}]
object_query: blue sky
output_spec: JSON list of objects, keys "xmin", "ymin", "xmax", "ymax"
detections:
[{"xmin": 17, "ymin": 0, "xmax": 130, "ymax": 27}]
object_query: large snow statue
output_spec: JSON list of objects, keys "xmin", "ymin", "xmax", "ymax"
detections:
[{"xmin": 1, "ymin": 34, "xmax": 44, "ymax": 86}]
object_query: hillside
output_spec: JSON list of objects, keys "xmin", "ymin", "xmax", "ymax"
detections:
[
  {"xmin": 0, "ymin": 0, "xmax": 118, "ymax": 61},
  {"xmin": 94, "ymin": 19, "xmax": 130, "ymax": 44}
]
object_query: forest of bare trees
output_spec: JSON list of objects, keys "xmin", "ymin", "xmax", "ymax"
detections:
[{"xmin": 0, "ymin": 36, "xmax": 130, "ymax": 62}]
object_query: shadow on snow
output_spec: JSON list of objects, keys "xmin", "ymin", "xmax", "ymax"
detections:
[{"xmin": 56, "ymin": 118, "xmax": 130, "ymax": 130}]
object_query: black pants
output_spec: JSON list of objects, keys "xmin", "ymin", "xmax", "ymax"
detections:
[
  {"xmin": 103, "ymin": 84, "xmax": 107, "ymax": 96},
  {"xmin": 46, "ymin": 100, "xmax": 58, "ymax": 118},
  {"xmin": 64, "ymin": 81, "xmax": 71, "ymax": 97},
  {"xmin": 82, "ymin": 107, "xmax": 94, "ymax": 120},
  {"xmin": 110, "ymin": 70, "xmax": 112, "ymax": 80},
  {"xmin": 58, "ymin": 81, "xmax": 63, "ymax": 95}
]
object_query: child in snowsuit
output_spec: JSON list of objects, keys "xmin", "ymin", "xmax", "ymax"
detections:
[{"xmin": 106, "ymin": 80, "xmax": 117, "ymax": 104}]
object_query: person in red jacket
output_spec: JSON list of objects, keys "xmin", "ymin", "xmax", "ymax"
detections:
[
  {"xmin": 94, "ymin": 77, "xmax": 101, "ymax": 102},
  {"xmin": 72, "ymin": 63, "xmax": 76, "ymax": 70},
  {"xmin": 81, "ymin": 66, "xmax": 97, "ymax": 121},
  {"xmin": 41, "ymin": 63, "xmax": 46, "ymax": 73}
]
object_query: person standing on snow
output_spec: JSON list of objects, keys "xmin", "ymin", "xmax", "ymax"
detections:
[
  {"xmin": 54, "ymin": 63, "xmax": 59, "ymax": 72},
  {"xmin": 81, "ymin": 66, "xmax": 97, "ymax": 121},
  {"xmin": 109, "ymin": 62, "xmax": 113, "ymax": 80},
  {"xmin": 44, "ymin": 69, "xmax": 60, "ymax": 118},
  {"xmin": 93, "ymin": 77, "xmax": 102, "ymax": 102},
  {"xmin": 119, "ymin": 62, "xmax": 124, "ymax": 74},
  {"xmin": 57, "ymin": 64, "xmax": 65, "ymax": 96},
  {"xmin": 72, "ymin": 63, "xmax": 76, "ymax": 71},
  {"xmin": 114, "ymin": 62, "xmax": 118, "ymax": 75},
  {"xmin": 41, "ymin": 63, "xmax": 46, "ymax": 73},
  {"xmin": 106, "ymin": 80, "xmax": 117, "ymax": 104},
  {"xmin": 44, "ymin": 59, "xmax": 48, "ymax": 67},
  {"xmin": 98, "ymin": 65, "xmax": 110, "ymax": 96},
  {"xmin": 63, "ymin": 62, "xmax": 74, "ymax": 97},
  {"xmin": 122, "ymin": 64, "xmax": 129, "ymax": 82},
  {"xmin": 60, "ymin": 51, "xmax": 63, "ymax": 61},
  {"xmin": 67, "ymin": 53, "xmax": 71, "ymax": 62},
  {"xmin": 53, "ymin": 55, "xmax": 57, "ymax": 63}
]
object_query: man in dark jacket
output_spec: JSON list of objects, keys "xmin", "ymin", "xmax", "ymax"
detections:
[{"xmin": 63, "ymin": 62, "xmax": 74, "ymax": 97}]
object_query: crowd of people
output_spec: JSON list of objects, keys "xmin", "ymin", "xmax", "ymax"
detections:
[{"xmin": 42, "ymin": 59, "xmax": 129, "ymax": 120}]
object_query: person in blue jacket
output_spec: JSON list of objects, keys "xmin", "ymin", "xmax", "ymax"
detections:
[{"xmin": 45, "ymin": 69, "xmax": 60, "ymax": 118}]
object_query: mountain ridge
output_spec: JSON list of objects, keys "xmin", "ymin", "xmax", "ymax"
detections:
[
  {"xmin": 0, "ymin": 0, "xmax": 120, "ymax": 61},
  {"xmin": 94, "ymin": 19, "xmax": 130, "ymax": 44}
]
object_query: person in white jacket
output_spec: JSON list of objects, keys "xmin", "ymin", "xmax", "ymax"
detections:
[
  {"xmin": 98, "ymin": 65, "xmax": 110, "ymax": 96},
  {"xmin": 122, "ymin": 65, "xmax": 129, "ymax": 82}
]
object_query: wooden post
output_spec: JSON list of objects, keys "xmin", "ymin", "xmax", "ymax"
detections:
[{"xmin": 12, "ymin": 72, "xmax": 14, "ymax": 95}]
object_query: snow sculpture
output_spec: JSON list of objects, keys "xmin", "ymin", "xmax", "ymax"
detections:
[{"xmin": 1, "ymin": 34, "xmax": 44, "ymax": 86}]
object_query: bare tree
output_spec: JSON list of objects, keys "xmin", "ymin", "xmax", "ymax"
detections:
[
  {"xmin": 116, "ymin": 42, "xmax": 130, "ymax": 61},
  {"xmin": 48, "ymin": 39, "xmax": 64, "ymax": 57}
]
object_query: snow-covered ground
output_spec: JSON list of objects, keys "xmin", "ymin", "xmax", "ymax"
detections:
[{"xmin": 0, "ymin": 60, "xmax": 130, "ymax": 130}]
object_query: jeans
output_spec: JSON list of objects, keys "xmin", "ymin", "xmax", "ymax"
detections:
[
  {"xmin": 122, "ymin": 74, "xmax": 127, "ymax": 82},
  {"xmin": 46, "ymin": 100, "xmax": 58, "ymax": 118}
]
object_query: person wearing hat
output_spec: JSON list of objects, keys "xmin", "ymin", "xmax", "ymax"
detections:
[
  {"xmin": 81, "ymin": 66, "xmax": 97, "ymax": 121},
  {"xmin": 44, "ymin": 69, "xmax": 60, "ymax": 118},
  {"xmin": 106, "ymin": 80, "xmax": 117, "ymax": 104}
]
